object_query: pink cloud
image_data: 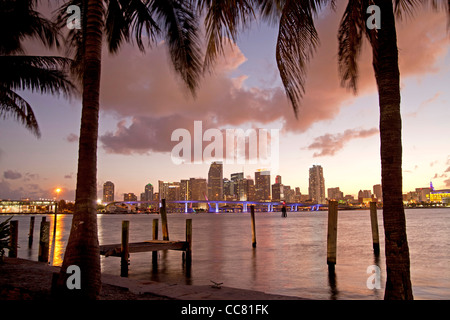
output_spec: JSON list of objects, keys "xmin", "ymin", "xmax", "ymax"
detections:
[
  {"xmin": 305, "ymin": 127, "xmax": 379, "ymax": 157},
  {"xmin": 92, "ymin": 3, "xmax": 448, "ymax": 155}
]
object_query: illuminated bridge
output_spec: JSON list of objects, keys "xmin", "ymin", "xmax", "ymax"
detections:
[{"xmin": 104, "ymin": 200, "xmax": 324, "ymax": 213}]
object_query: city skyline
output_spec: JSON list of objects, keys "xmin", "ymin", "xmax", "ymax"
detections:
[{"xmin": 1, "ymin": 2, "xmax": 449, "ymax": 202}]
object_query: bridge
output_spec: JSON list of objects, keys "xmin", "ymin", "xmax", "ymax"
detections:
[{"xmin": 104, "ymin": 200, "xmax": 324, "ymax": 213}]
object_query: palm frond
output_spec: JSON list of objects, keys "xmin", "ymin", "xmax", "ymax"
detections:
[
  {"xmin": 276, "ymin": 0, "xmax": 329, "ymax": 117},
  {"xmin": 337, "ymin": 0, "xmax": 365, "ymax": 92},
  {"xmin": 196, "ymin": 0, "xmax": 255, "ymax": 71},
  {"xmin": 0, "ymin": 87, "xmax": 41, "ymax": 137},
  {"xmin": 151, "ymin": 0, "xmax": 203, "ymax": 95},
  {"xmin": 0, "ymin": 0, "xmax": 61, "ymax": 55},
  {"xmin": 0, "ymin": 55, "xmax": 77, "ymax": 98}
]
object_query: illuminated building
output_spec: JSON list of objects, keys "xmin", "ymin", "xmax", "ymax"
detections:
[
  {"xmin": 255, "ymin": 170, "xmax": 271, "ymax": 201},
  {"xmin": 428, "ymin": 189, "xmax": 450, "ymax": 203},
  {"xmin": 208, "ymin": 162, "xmax": 223, "ymax": 200},
  {"xmin": 103, "ymin": 181, "xmax": 114, "ymax": 202},
  {"xmin": 123, "ymin": 193, "xmax": 137, "ymax": 201},
  {"xmin": 309, "ymin": 165, "xmax": 326, "ymax": 204},
  {"xmin": 144, "ymin": 183, "xmax": 153, "ymax": 201}
]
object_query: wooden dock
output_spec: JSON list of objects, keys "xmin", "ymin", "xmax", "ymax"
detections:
[
  {"xmin": 99, "ymin": 240, "xmax": 189, "ymax": 257},
  {"xmin": 99, "ymin": 214, "xmax": 192, "ymax": 277}
]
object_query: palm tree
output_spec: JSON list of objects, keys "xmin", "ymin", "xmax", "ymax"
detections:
[
  {"xmin": 196, "ymin": 0, "xmax": 448, "ymax": 299},
  {"xmin": 0, "ymin": 0, "xmax": 75, "ymax": 137},
  {"xmin": 53, "ymin": 0, "xmax": 203, "ymax": 299}
]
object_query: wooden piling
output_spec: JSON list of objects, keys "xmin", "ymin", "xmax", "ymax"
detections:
[
  {"xmin": 28, "ymin": 216, "xmax": 35, "ymax": 248},
  {"xmin": 250, "ymin": 205, "xmax": 257, "ymax": 248},
  {"xmin": 121, "ymin": 220, "xmax": 130, "ymax": 277},
  {"xmin": 185, "ymin": 219, "xmax": 192, "ymax": 268},
  {"xmin": 8, "ymin": 220, "xmax": 18, "ymax": 258},
  {"xmin": 152, "ymin": 219, "xmax": 159, "ymax": 266},
  {"xmin": 370, "ymin": 202, "xmax": 380, "ymax": 255},
  {"xmin": 160, "ymin": 199, "xmax": 169, "ymax": 240},
  {"xmin": 327, "ymin": 200, "xmax": 338, "ymax": 269},
  {"xmin": 38, "ymin": 219, "xmax": 50, "ymax": 262}
]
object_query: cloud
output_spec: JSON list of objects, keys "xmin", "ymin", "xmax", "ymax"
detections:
[
  {"xmin": 444, "ymin": 178, "xmax": 450, "ymax": 188},
  {"xmin": 66, "ymin": 133, "xmax": 79, "ymax": 143},
  {"xmin": 23, "ymin": 172, "xmax": 40, "ymax": 181},
  {"xmin": 3, "ymin": 170, "xmax": 22, "ymax": 180},
  {"xmin": 64, "ymin": 173, "xmax": 73, "ymax": 179},
  {"xmin": 305, "ymin": 128, "xmax": 379, "ymax": 157},
  {"xmin": 93, "ymin": 2, "xmax": 448, "ymax": 155}
]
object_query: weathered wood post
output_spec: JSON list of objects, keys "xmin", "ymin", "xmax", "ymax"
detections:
[
  {"xmin": 185, "ymin": 219, "xmax": 192, "ymax": 269},
  {"xmin": 38, "ymin": 218, "xmax": 50, "ymax": 262},
  {"xmin": 370, "ymin": 201, "xmax": 380, "ymax": 256},
  {"xmin": 121, "ymin": 220, "xmax": 130, "ymax": 277},
  {"xmin": 160, "ymin": 199, "xmax": 169, "ymax": 240},
  {"xmin": 327, "ymin": 200, "xmax": 338, "ymax": 270},
  {"xmin": 8, "ymin": 220, "xmax": 18, "ymax": 258},
  {"xmin": 28, "ymin": 216, "xmax": 35, "ymax": 248},
  {"xmin": 250, "ymin": 205, "xmax": 257, "ymax": 248},
  {"xmin": 152, "ymin": 218, "xmax": 159, "ymax": 266}
]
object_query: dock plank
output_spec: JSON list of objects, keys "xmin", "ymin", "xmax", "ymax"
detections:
[{"xmin": 100, "ymin": 240, "xmax": 188, "ymax": 257}]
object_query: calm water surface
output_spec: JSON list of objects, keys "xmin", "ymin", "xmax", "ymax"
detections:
[{"xmin": 3, "ymin": 208, "xmax": 450, "ymax": 300}]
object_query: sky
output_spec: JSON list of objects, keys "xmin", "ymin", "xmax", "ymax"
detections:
[{"xmin": 1, "ymin": 2, "xmax": 449, "ymax": 201}]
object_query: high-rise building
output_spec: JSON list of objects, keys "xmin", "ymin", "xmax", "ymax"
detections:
[
  {"xmin": 275, "ymin": 175, "xmax": 282, "ymax": 184},
  {"xmin": 358, "ymin": 189, "xmax": 372, "ymax": 203},
  {"xmin": 103, "ymin": 181, "xmax": 114, "ymax": 202},
  {"xmin": 246, "ymin": 178, "xmax": 256, "ymax": 201},
  {"xmin": 309, "ymin": 165, "xmax": 326, "ymax": 204},
  {"xmin": 190, "ymin": 178, "xmax": 208, "ymax": 201},
  {"xmin": 158, "ymin": 180, "xmax": 169, "ymax": 201},
  {"xmin": 144, "ymin": 183, "xmax": 154, "ymax": 201},
  {"xmin": 328, "ymin": 187, "xmax": 344, "ymax": 201},
  {"xmin": 230, "ymin": 172, "xmax": 244, "ymax": 198},
  {"xmin": 255, "ymin": 170, "xmax": 271, "ymax": 201},
  {"xmin": 180, "ymin": 179, "xmax": 191, "ymax": 200},
  {"xmin": 373, "ymin": 184, "xmax": 382, "ymax": 201},
  {"xmin": 272, "ymin": 182, "xmax": 284, "ymax": 202},
  {"xmin": 124, "ymin": 193, "xmax": 137, "ymax": 201},
  {"xmin": 208, "ymin": 162, "xmax": 223, "ymax": 200}
]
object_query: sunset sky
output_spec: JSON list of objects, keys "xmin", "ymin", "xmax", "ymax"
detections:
[{"xmin": 0, "ymin": 2, "xmax": 449, "ymax": 201}]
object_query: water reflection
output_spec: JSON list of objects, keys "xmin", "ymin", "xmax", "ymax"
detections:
[
  {"xmin": 49, "ymin": 214, "xmax": 66, "ymax": 266},
  {"xmin": 328, "ymin": 266, "xmax": 339, "ymax": 300}
]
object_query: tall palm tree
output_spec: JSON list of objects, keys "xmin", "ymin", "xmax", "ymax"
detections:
[
  {"xmin": 54, "ymin": 0, "xmax": 203, "ymax": 299},
  {"xmin": 196, "ymin": 0, "xmax": 448, "ymax": 299},
  {"xmin": 0, "ymin": 0, "xmax": 75, "ymax": 137}
]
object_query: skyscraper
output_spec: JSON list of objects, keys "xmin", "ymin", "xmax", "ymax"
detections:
[
  {"xmin": 230, "ymin": 172, "xmax": 244, "ymax": 198},
  {"xmin": 144, "ymin": 183, "xmax": 153, "ymax": 201},
  {"xmin": 208, "ymin": 162, "xmax": 223, "ymax": 200},
  {"xmin": 103, "ymin": 181, "xmax": 114, "ymax": 202},
  {"xmin": 309, "ymin": 165, "xmax": 326, "ymax": 204},
  {"xmin": 373, "ymin": 184, "xmax": 382, "ymax": 201},
  {"xmin": 255, "ymin": 170, "xmax": 271, "ymax": 201}
]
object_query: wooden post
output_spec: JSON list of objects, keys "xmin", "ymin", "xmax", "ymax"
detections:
[
  {"xmin": 185, "ymin": 219, "xmax": 192, "ymax": 268},
  {"xmin": 152, "ymin": 218, "xmax": 159, "ymax": 266},
  {"xmin": 8, "ymin": 220, "xmax": 18, "ymax": 258},
  {"xmin": 327, "ymin": 200, "xmax": 338, "ymax": 269},
  {"xmin": 38, "ymin": 219, "xmax": 50, "ymax": 262},
  {"xmin": 250, "ymin": 205, "xmax": 257, "ymax": 248},
  {"xmin": 160, "ymin": 199, "xmax": 169, "ymax": 240},
  {"xmin": 121, "ymin": 220, "xmax": 130, "ymax": 277},
  {"xmin": 370, "ymin": 201, "xmax": 380, "ymax": 255},
  {"xmin": 28, "ymin": 216, "xmax": 35, "ymax": 248}
]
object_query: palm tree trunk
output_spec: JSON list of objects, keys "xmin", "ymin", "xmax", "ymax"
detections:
[
  {"xmin": 372, "ymin": 0, "xmax": 413, "ymax": 300},
  {"xmin": 57, "ymin": 0, "xmax": 104, "ymax": 299}
]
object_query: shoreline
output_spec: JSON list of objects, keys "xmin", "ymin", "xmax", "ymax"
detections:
[{"xmin": 0, "ymin": 257, "xmax": 304, "ymax": 300}]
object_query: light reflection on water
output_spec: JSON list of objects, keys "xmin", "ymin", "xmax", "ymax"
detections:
[{"xmin": 3, "ymin": 208, "xmax": 450, "ymax": 299}]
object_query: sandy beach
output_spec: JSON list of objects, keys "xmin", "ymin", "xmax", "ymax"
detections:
[{"xmin": 0, "ymin": 257, "xmax": 303, "ymax": 300}]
